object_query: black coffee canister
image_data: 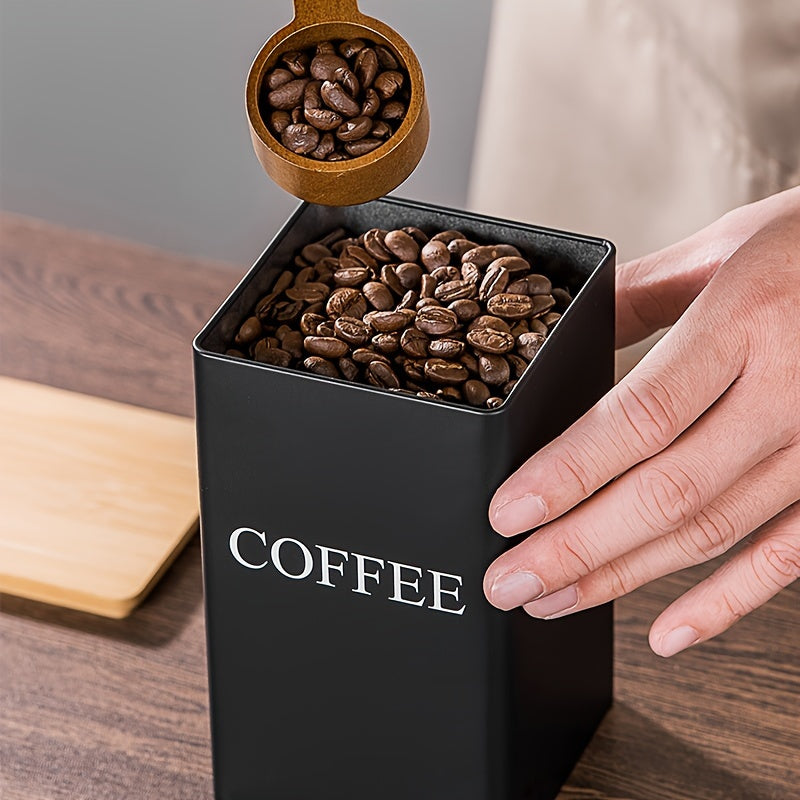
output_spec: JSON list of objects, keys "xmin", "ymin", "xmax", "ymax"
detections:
[{"xmin": 193, "ymin": 197, "xmax": 615, "ymax": 800}]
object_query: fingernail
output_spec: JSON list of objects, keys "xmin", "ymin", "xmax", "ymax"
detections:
[
  {"xmin": 524, "ymin": 584, "xmax": 579, "ymax": 619},
  {"xmin": 492, "ymin": 493, "xmax": 547, "ymax": 535},
  {"xmin": 654, "ymin": 625, "xmax": 699, "ymax": 658},
  {"xmin": 490, "ymin": 572, "xmax": 544, "ymax": 610}
]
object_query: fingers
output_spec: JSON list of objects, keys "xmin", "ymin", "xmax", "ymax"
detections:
[
  {"xmin": 521, "ymin": 446, "xmax": 800, "ymax": 618},
  {"xmin": 484, "ymin": 378, "xmax": 782, "ymax": 611},
  {"xmin": 489, "ymin": 302, "xmax": 746, "ymax": 538},
  {"xmin": 648, "ymin": 500, "xmax": 800, "ymax": 657}
]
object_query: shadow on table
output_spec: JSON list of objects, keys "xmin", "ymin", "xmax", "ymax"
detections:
[
  {"xmin": 559, "ymin": 701, "xmax": 773, "ymax": 800},
  {"xmin": 0, "ymin": 537, "xmax": 203, "ymax": 647}
]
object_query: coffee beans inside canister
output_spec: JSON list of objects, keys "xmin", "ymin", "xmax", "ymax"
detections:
[
  {"xmin": 261, "ymin": 38, "xmax": 410, "ymax": 161},
  {"xmin": 231, "ymin": 225, "xmax": 572, "ymax": 409}
]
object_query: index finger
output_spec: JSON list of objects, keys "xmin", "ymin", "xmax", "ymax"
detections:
[{"xmin": 489, "ymin": 306, "xmax": 746, "ymax": 536}]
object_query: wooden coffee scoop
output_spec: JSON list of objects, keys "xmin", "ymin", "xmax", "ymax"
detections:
[{"xmin": 246, "ymin": 0, "xmax": 429, "ymax": 206}]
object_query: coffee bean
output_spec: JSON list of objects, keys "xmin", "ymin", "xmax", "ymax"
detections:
[
  {"xmin": 281, "ymin": 123, "xmax": 319, "ymax": 154},
  {"xmin": 268, "ymin": 78, "xmax": 309, "ymax": 110},
  {"xmin": 226, "ymin": 348, "xmax": 246, "ymax": 358},
  {"xmin": 300, "ymin": 311, "xmax": 326, "ymax": 335},
  {"xmin": 367, "ymin": 359, "xmax": 400, "ymax": 389},
  {"xmin": 338, "ymin": 356, "xmax": 359, "ymax": 380},
  {"xmin": 552, "ymin": 287, "xmax": 573, "ymax": 309},
  {"xmin": 363, "ymin": 229, "xmax": 393, "ymax": 261},
  {"xmin": 333, "ymin": 267, "xmax": 370, "ymax": 287},
  {"xmin": 326, "ymin": 287, "xmax": 367, "ymax": 319},
  {"xmin": 468, "ymin": 315, "xmax": 512, "ymax": 334},
  {"xmin": 235, "ymin": 316, "xmax": 263, "ymax": 346},
  {"xmin": 437, "ymin": 386, "xmax": 462, "ymax": 402},
  {"xmin": 310, "ymin": 52, "xmax": 349, "ymax": 81},
  {"xmin": 254, "ymin": 342, "xmax": 292, "ymax": 367},
  {"xmin": 431, "ymin": 230, "xmax": 465, "ymax": 244},
  {"xmin": 352, "ymin": 348, "xmax": 390, "ymax": 365},
  {"xmin": 372, "ymin": 332, "xmax": 401, "ymax": 354},
  {"xmin": 339, "ymin": 245, "xmax": 377, "ymax": 270},
  {"xmin": 478, "ymin": 353, "xmax": 510, "ymax": 385},
  {"xmin": 502, "ymin": 379, "xmax": 517, "ymax": 396},
  {"xmin": 428, "ymin": 338, "xmax": 465, "ymax": 359},
  {"xmin": 380, "ymin": 100, "xmax": 405, "ymax": 120},
  {"xmin": 420, "ymin": 274, "xmax": 437, "ymax": 299},
  {"xmin": 370, "ymin": 120, "xmax": 392, "ymax": 138},
  {"xmin": 424, "ymin": 359, "xmax": 469, "ymax": 385},
  {"xmin": 486, "ymin": 293, "xmax": 535, "ymax": 320},
  {"xmin": 462, "ymin": 245, "xmax": 521, "ymax": 268},
  {"xmin": 340, "ymin": 38, "xmax": 366, "ymax": 59},
  {"xmin": 448, "ymin": 298, "xmax": 481, "ymax": 322},
  {"xmin": 304, "ymin": 356, "xmax": 339, "ymax": 377},
  {"xmin": 285, "ymin": 282, "xmax": 330, "ymax": 303},
  {"xmin": 415, "ymin": 306, "xmax": 458, "ymax": 336},
  {"xmin": 541, "ymin": 311, "xmax": 561, "ymax": 327},
  {"xmin": 397, "ymin": 290, "xmax": 419, "ymax": 310},
  {"xmin": 510, "ymin": 320, "xmax": 529, "ymax": 338},
  {"xmin": 336, "ymin": 115, "xmax": 372, "ymax": 141},
  {"xmin": 304, "ymin": 107, "xmax": 343, "ymax": 131},
  {"xmin": 364, "ymin": 309, "xmax": 413, "ymax": 333},
  {"xmin": 270, "ymin": 110, "xmax": 292, "ymax": 134},
  {"xmin": 380, "ymin": 264, "xmax": 404, "ymax": 296},
  {"xmin": 507, "ymin": 353, "xmax": 529, "ymax": 378},
  {"xmin": 419, "ymin": 240, "xmax": 449, "ymax": 271},
  {"xmin": 282, "ymin": 330, "xmax": 304, "ymax": 359},
  {"xmin": 402, "ymin": 227, "xmax": 429, "ymax": 246},
  {"xmin": 267, "ymin": 68, "xmax": 294, "ymax": 90},
  {"xmin": 375, "ymin": 44, "xmax": 399, "ymax": 70},
  {"xmin": 466, "ymin": 328, "xmax": 515, "ymax": 354},
  {"xmin": 488, "ymin": 256, "xmax": 531, "ymax": 278},
  {"xmin": 461, "ymin": 262, "xmax": 482, "ymax": 284},
  {"xmin": 294, "ymin": 265, "xmax": 316, "ymax": 284},
  {"xmin": 273, "ymin": 299, "xmax": 304, "ymax": 322},
  {"xmin": 431, "ymin": 266, "xmax": 460, "ymax": 284},
  {"xmin": 384, "ymin": 230, "xmax": 420, "ymax": 262},
  {"xmin": 281, "ymin": 50, "xmax": 309, "ymax": 76},
  {"xmin": 460, "ymin": 352, "xmax": 479, "ymax": 374},
  {"xmin": 316, "ymin": 320, "xmax": 335, "ymax": 337},
  {"xmin": 359, "ymin": 87, "xmax": 381, "ymax": 118},
  {"xmin": 478, "ymin": 263, "xmax": 510, "ymax": 301},
  {"xmin": 301, "ymin": 243, "xmax": 332, "ymax": 263},
  {"xmin": 400, "ymin": 327, "xmax": 429, "ymax": 358},
  {"xmin": 529, "ymin": 318, "xmax": 549, "ymax": 336},
  {"xmin": 304, "ymin": 335, "xmax": 349, "ymax": 358},
  {"xmin": 516, "ymin": 332, "xmax": 546, "ymax": 360},
  {"xmin": 486, "ymin": 397, "xmax": 504, "ymax": 409},
  {"xmin": 363, "ymin": 280, "xmax": 394, "ymax": 310},
  {"xmin": 373, "ymin": 70, "xmax": 404, "ymax": 99},
  {"xmin": 464, "ymin": 379, "xmax": 490, "ymax": 407},
  {"xmin": 416, "ymin": 298, "xmax": 440, "ymax": 309},
  {"xmin": 344, "ymin": 138, "xmax": 382, "ymax": 157},
  {"xmin": 435, "ymin": 279, "xmax": 477, "ymax": 303},
  {"xmin": 334, "ymin": 315, "xmax": 370, "ymax": 346}
]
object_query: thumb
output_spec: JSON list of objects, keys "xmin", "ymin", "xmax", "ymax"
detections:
[{"xmin": 616, "ymin": 188, "xmax": 799, "ymax": 348}]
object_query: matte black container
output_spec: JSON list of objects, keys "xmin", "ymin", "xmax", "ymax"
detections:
[{"xmin": 193, "ymin": 197, "xmax": 615, "ymax": 800}]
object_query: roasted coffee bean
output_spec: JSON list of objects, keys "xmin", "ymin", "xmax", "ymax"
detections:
[
  {"xmin": 303, "ymin": 356, "xmax": 339, "ymax": 378},
  {"xmin": 428, "ymin": 338, "xmax": 465, "ymax": 359},
  {"xmin": 486, "ymin": 293, "xmax": 535, "ymax": 320},
  {"xmin": 437, "ymin": 386, "xmax": 462, "ymax": 402},
  {"xmin": 340, "ymin": 245, "xmax": 377, "ymax": 270},
  {"xmin": 466, "ymin": 328, "xmax": 515, "ymax": 354},
  {"xmin": 397, "ymin": 290, "xmax": 419, "ymax": 310},
  {"xmin": 420, "ymin": 240, "xmax": 450, "ymax": 271},
  {"xmin": 344, "ymin": 138, "xmax": 383, "ymax": 157},
  {"xmin": 340, "ymin": 38, "xmax": 366, "ymax": 59},
  {"xmin": 300, "ymin": 311, "xmax": 326, "ymax": 336},
  {"xmin": 462, "ymin": 245, "xmax": 521, "ymax": 268},
  {"xmin": 303, "ymin": 80, "xmax": 323, "ymax": 110},
  {"xmin": 461, "ymin": 262, "xmax": 482, "ymax": 284},
  {"xmin": 367, "ymin": 359, "xmax": 400, "ymax": 389},
  {"xmin": 267, "ymin": 68, "xmax": 294, "ymax": 90},
  {"xmin": 380, "ymin": 100, "xmax": 405, "ymax": 120},
  {"xmin": 285, "ymin": 282, "xmax": 330, "ymax": 304},
  {"xmin": 354, "ymin": 47, "xmax": 379, "ymax": 89},
  {"xmin": 360, "ymin": 87, "xmax": 381, "ymax": 117},
  {"xmin": 431, "ymin": 230, "xmax": 464, "ymax": 244},
  {"xmin": 415, "ymin": 306, "xmax": 458, "ymax": 336},
  {"xmin": 447, "ymin": 238, "xmax": 478, "ymax": 259},
  {"xmin": 316, "ymin": 320, "xmax": 335, "ymax": 337},
  {"xmin": 468, "ymin": 315, "xmax": 512, "ymax": 334},
  {"xmin": 301, "ymin": 243, "xmax": 332, "ymax": 263},
  {"xmin": 334, "ymin": 66, "xmax": 360, "ymax": 97},
  {"xmin": 370, "ymin": 120, "xmax": 392, "ymax": 138},
  {"xmin": 282, "ymin": 50, "xmax": 309, "ymax": 76},
  {"xmin": 333, "ymin": 267, "xmax": 371, "ymax": 287},
  {"xmin": 338, "ymin": 356, "xmax": 359, "ymax": 380},
  {"xmin": 235, "ymin": 316, "xmax": 263, "ymax": 346},
  {"xmin": 375, "ymin": 44, "xmax": 399, "ymax": 69},
  {"xmin": 516, "ymin": 332, "xmax": 546, "ymax": 360},
  {"xmin": 478, "ymin": 353, "xmax": 510, "ymax": 386},
  {"xmin": 291, "ymin": 106, "xmax": 304, "ymax": 124},
  {"xmin": 372, "ymin": 332, "xmax": 401, "ymax": 354},
  {"xmin": 310, "ymin": 52, "xmax": 349, "ymax": 81},
  {"xmin": 364, "ymin": 309, "xmax": 413, "ymax": 332},
  {"xmin": 334, "ymin": 315, "xmax": 370, "ymax": 346},
  {"xmin": 431, "ymin": 266, "xmax": 460, "ymax": 284},
  {"xmin": 254, "ymin": 342, "xmax": 292, "ymax": 367},
  {"xmin": 351, "ymin": 347, "xmax": 390, "ymax": 365},
  {"xmin": 226, "ymin": 348, "xmax": 246, "ymax": 359},
  {"xmin": 448, "ymin": 298, "xmax": 481, "ymax": 322},
  {"xmin": 435, "ymin": 279, "xmax": 477, "ymax": 303},
  {"xmin": 420, "ymin": 274, "xmax": 437, "ymax": 299},
  {"xmin": 380, "ymin": 264, "xmax": 404, "ymax": 296},
  {"xmin": 528, "ymin": 318, "xmax": 548, "ymax": 336},
  {"xmin": 541, "ymin": 311, "xmax": 561, "ymax": 327},
  {"xmin": 268, "ymin": 78, "xmax": 309, "ymax": 109},
  {"xmin": 486, "ymin": 396, "xmax": 503, "ymax": 409},
  {"xmin": 319, "ymin": 80, "xmax": 360, "ymax": 118},
  {"xmin": 416, "ymin": 297, "xmax": 440, "ymax": 309},
  {"xmin": 363, "ymin": 229, "xmax": 393, "ymax": 261},
  {"xmin": 460, "ymin": 352, "xmax": 479, "ymax": 374},
  {"xmin": 310, "ymin": 132, "xmax": 335, "ymax": 159},
  {"xmin": 336, "ymin": 115, "xmax": 372, "ymax": 141},
  {"xmin": 400, "ymin": 327, "xmax": 429, "ymax": 358},
  {"xmin": 363, "ymin": 280, "xmax": 394, "ymax": 310},
  {"xmin": 402, "ymin": 226, "xmax": 429, "ymax": 246},
  {"xmin": 270, "ymin": 110, "xmax": 292, "ymax": 134},
  {"xmin": 384, "ymin": 230, "xmax": 419, "ymax": 262},
  {"xmin": 294, "ymin": 265, "xmax": 316, "ymax": 284},
  {"xmin": 478, "ymin": 264, "xmax": 510, "ymax": 301},
  {"xmin": 424, "ymin": 359, "xmax": 469, "ymax": 385},
  {"xmin": 281, "ymin": 123, "xmax": 319, "ymax": 154},
  {"xmin": 326, "ymin": 287, "xmax": 367, "ymax": 319},
  {"xmin": 510, "ymin": 320, "xmax": 529, "ymax": 338},
  {"xmin": 464, "ymin": 379, "xmax": 491, "ymax": 407},
  {"xmin": 273, "ymin": 299, "xmax": 304, "ymax": 322},
  {"xmin": 551, "ymin": 287, "xmax": 573, "ymax": 309},
  {"xmin": 395, "ymin": 261, "xmax": 423, "ymax": 289},
  {"xmin": 373, "ymin": 70, "xmax": 404, "ymax": 99},
  {"xmin": 502, "ymin": 379, "xmax": 518, "ymax": 396},
  {"xmin": 488, "ymin": 256, "xmax": 531, "ymax": 279},
  {"xmin": 327, "ymin": 152, "xmax": 349, "ymax": 161},
  {"xmin": 304, "ymin": 107, "xmax": 343, "ymax": 131},
  {"xmin": 507, "ymin": 353, "xmax": 529, "ymax": 378},
  {"xmin": 282, "ymin": 330, "xmax": 304, "ymax": 359}
]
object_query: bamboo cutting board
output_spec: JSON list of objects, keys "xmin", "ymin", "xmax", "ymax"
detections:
[{"xmin": 0, "ymin": 377, "xmax": 199, "ymax": 618}]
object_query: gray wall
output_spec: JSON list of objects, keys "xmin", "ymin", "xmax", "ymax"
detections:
[{"xmin": 0, "ymin": 0, "xmax": 492, "ymax": 265}]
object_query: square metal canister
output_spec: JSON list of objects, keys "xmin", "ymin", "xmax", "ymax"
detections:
[{"xmin": 193, "ymin": 197, "xmax": 615, "ymax": 800}]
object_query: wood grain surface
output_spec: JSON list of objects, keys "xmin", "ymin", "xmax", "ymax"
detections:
[{"xmin": 1, "ymin": 212, "xmax": 798, "ymax": 800}]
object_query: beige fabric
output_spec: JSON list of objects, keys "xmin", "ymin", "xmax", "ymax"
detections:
[{"xmin": 469, "ymin": 0, "xmax": 800, "ymax": 375}]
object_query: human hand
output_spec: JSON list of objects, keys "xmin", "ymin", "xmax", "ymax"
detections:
[{"xmin": 483, "ymin": 186, "xmax": 800, "ymax": 656}]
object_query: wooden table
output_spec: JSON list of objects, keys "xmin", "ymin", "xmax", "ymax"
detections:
[{"xmin": 1, "ymin": 213, "xmax": 798, "ymax": 800}]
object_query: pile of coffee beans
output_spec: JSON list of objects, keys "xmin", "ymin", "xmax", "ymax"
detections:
[
  {"xmin": 260, "ymin": 39, "xmax": 410, "ymax": 161},
  {"xmin": 227, "ymin": 226, "xmax": 572, "ymax": 409}
]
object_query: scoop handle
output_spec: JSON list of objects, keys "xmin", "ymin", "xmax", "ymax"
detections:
[{"xmin": 292, "ymin": 0, "xmax": 361, "ymax": 25}]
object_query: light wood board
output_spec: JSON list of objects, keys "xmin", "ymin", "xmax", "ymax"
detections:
[{"xmin": 0, "ymin": 377, "xmax": 198, "ymax": 618}]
